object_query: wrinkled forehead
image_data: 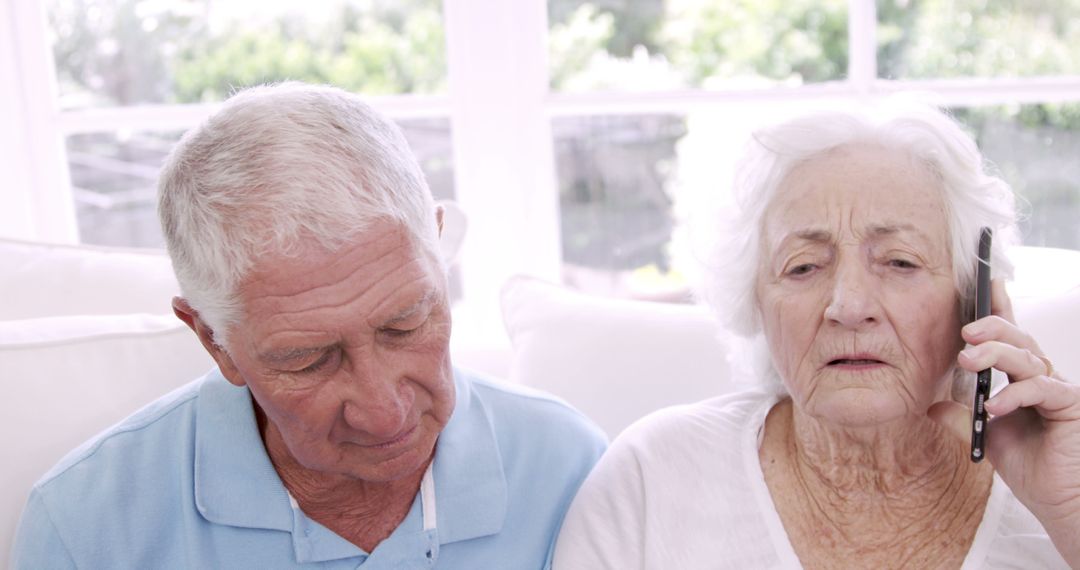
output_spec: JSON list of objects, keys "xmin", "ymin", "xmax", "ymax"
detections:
[
  {"xmin": 238, "ymin": 219, "xmax": 443, "ymax": 299},
  {"xmin": 762, "ymin": 145, "xmax": 949, "ymax": 252}
]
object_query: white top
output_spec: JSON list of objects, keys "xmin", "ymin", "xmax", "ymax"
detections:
[{"xmin": 553, "ymin": 391, "xmax": 1069, "ymax": 569}]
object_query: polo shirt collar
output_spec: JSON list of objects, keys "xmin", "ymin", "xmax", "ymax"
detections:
[
  {"xmin": 192, "ymin": 367, "xmax": 509, "ymax": 551},
  {"xmin": 430, "ymin": 367, "xmax": 508, "ymax": 544},
  {"xmin": 194, "ymin": 370, "xmax": 294, "ymax": 532}
]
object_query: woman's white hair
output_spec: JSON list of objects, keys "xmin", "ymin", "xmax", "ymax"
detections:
[
  {"xmin": 158, "ymin": 82, "xmax": 440, "ymax": 349},
  {"xmin": 700, "ymin": 99, "xmax": 1021, "ymax": 395}
]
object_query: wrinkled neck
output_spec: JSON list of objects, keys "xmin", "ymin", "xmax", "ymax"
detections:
[
  {"xmin": 769, "ymin": 398, "xmax": 993, "ymax": 532},
  {"xmin": 761, "ymin": 400, "xmax": 993, "ymax": 568},
  {"xmin": 789, "ymin": 399, "xmax": 967, "ymax": 499}
]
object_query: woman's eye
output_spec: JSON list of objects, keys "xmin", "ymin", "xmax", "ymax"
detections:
[
  {"xmin": 888, "ymin": 258, "xmax": 918, "ymax": 269},
  {"xmin": 787, "ymin": 263, "xmax": 817, "ymax": 277}
]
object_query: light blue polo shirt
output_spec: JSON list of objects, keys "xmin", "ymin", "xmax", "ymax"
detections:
[{"xmin": 11, "ymin": 368, "xmax": 607, "ymax": 569}]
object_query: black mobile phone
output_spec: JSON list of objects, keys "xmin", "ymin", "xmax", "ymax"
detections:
[{"xmin": 971, "ymin": 227, "xmax": 993, "ymax": 462}]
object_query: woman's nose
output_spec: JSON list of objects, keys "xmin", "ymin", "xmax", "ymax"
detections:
[{"xmin": 823, "ymin": 262, "xmax": 880, "ymax": 330}]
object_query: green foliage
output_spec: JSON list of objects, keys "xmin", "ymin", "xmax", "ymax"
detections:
[
  {"xmin": 48, "ymin": 0, "xmax": 446, "ymax": 107},
  {"xmin": 660, "ymin": 0, "xmax": 848, "ymax": 85},
  {"xmin": 48, "ymin": 0, "xmax": 200, "ymax": 107},
  {"xmin": 549, "ymin": 0, "xmax": 664, "ymax": 57},
  {"xmin": 172, "ymin": 1, "xmax": 445, "ymax": 102},
  {"xmin": 878, "ymin": 0, "xmax": 1080, "ymax": 80},
  {"xmin": 548, "ymin": 5, "xmax": 616, "ymax": 90},
  {"xmin": 550, "ymin": 0, "xmax": 848, "ymax": 88},
  {"xmin": 877, "ymin": 0, "xmax": 1080, "ymax": 130}
]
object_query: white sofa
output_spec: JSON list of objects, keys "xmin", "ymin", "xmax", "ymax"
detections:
[{"xmin": 3, "ymin": 234, "xmax": 1079, "ymax": 565}]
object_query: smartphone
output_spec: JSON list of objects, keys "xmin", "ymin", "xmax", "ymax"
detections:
[{"xmin": 970, "ymin": 227, "xmax": 993, "ymax": 462}]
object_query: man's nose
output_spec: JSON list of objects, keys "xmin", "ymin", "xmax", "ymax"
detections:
[
  {"xmin": 822, "ymin": 259, "xmax": 880, "ymax": 330},
  {"xmin": 340, "ymin": 365, "xmax": 412, "ymax": 440}
]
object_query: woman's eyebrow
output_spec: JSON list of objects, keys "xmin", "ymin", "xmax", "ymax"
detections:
[
  {"xmin": 867, "ymin": 223, "xmax": 934, "ymax": 246},
  {"xmin": 869, "ymin": 223, "xmax": 915, "ymax": 236},
  {"xmin": 775, "ymin": 229, "xmax": 832, "ymax": 251},
  {"xmin": 793, "ymin": 229, "xmax": 831, "ymax": 242}
]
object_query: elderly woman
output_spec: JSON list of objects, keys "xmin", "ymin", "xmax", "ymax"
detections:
[{"xmin": 553, "ymin": 103, "xmax": 1080, "ymax": 569}]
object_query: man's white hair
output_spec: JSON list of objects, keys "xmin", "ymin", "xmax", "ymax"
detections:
[
  {"xmin": 158, "ymin": 82, "xmax": 440, "ymax": 348},
  {"xmin": 700, "ymin": 100, "xmax": 1020, "ymax": 394}
]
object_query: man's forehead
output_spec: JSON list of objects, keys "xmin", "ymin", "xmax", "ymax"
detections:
[
  {"xmin": 241, "ymin": 221, "xmax": 426, "ymax": 292},
  {"xmin": 233, "ymin": 219, "xmax": 444, "ymax": 336}
]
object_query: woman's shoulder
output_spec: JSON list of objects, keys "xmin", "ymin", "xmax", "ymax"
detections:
[
  {"xmin": 610, "ymin": 390, "xmax": 779, "ymax": 462},
  {"xmin": 553, "ymin": 390, "xmax": 783, "ymax": 569}
]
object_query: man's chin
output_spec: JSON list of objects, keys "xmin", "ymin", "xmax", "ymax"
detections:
[{"xmin": 331, "ymin": 443, "xmax": 435, "ymax": 484}]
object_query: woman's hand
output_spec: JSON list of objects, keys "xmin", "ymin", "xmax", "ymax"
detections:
[{"xmin": 929, "ymin": 278, "xmax": 1080, "ymax": 566}]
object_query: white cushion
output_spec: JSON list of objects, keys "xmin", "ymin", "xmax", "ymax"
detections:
[
  {"xmin": 0, "ymin": 314, "xmax": 214, "ymax": 561},
  {"xmin": 1007, "ymin": 246, "xmax": 1080, "ymax": 382},
  {"xmin": 500, "ymin": 275, "xmax": 732, "ymax": 438},
  {"xmin": 1007, "ymin": 246, "xmax": 1080, "ymax": 299},
  {"xmin": 1013, "ymin": 287, "xmax": 1080, "ymax": 382},
  {"xmin": 0, "ymin": 238, "xmax": 179, "ymax": 319}
]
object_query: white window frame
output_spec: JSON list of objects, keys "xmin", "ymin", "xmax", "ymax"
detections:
[{"xmin": 4, "ymin": 0, "xmax": 1080, "ymax": 342}]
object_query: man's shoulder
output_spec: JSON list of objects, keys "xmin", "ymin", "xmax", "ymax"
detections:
[
  {"xmin": 457, "ymin": 368, "xmax": 608, "ymax": 448},
  {"xmin": 34, "ymin": 375, "xmax": 207, "ymax": 494},
  {"xmin": 16, "ymin": 373, "xmax": 228, "ymax": 568}
]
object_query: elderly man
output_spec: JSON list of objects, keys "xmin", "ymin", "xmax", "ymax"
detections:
[{"xmin": 11, "ymin": 83, "xmax": 606, "ymax": 569}]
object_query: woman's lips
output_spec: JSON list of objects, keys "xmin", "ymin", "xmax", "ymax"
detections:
[{"xmin": 827, "ymin": 357, "xmax": 886, "ymax": 368}]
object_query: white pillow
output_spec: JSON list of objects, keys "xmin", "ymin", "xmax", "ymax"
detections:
[
  {"xmin": 1013, "ymin": 287, "xmax": 1080, "ymax": 382},
  {"xmin": 0, "ymin": 238, "xmax": 179, "ymax": 319},
  {"xmin": 1008, "ymin": 245, "xmax": 1080, "ymax": 299},
  {"xmin": 501, "ymin": 276, "xmax": 732, "ymax": 438},
  {"xmin": 0, "ymin": 313, "xmax": 214, "ymax": 561}
]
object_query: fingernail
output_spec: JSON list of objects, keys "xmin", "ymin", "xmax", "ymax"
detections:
[
  {"xmin": 963, "ymin": 322, "xmax": 983, "ymax": 337},
  {"xmin": 960, "ymin": 349, "xmax": 975, "ymax": 360}
]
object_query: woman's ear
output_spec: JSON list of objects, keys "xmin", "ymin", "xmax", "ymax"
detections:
[{"xmin": 171, "ymin": 297, "xmax": 246, "ymax": 387}]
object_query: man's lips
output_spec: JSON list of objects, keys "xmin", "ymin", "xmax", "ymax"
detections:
[{"xmin": 357, "ymin": 424, "xmax": 418, "ymax": 449}]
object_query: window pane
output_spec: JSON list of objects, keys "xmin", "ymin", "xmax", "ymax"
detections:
[
  {"xmin": 953, "ymin": 103, "xmax": 1080, "ymax": 249},
  {"xmin": 552, "ymin": 110, "xmax": 768, "ymax": 299},
  {"xmin": 548, "ymin": 0, "xmax": 848, "ymax": 92},
  {"xmin": 69, "ymin": 118, "xmax": 456, "ymax": 248},
  {"xmin": 552, "ymin": 104, "xmax": 1080, "ymax": 302},
  {"xmin": 878, "ymin": 0, "xmax": 1080, "ymax": 79},
  {"xmin": 69, "ymin": 129, "xmax": 181, "ymax": 248},
  {"xmin": 46, "ymin": 0, "xmax": 447, "ymax": 109}
]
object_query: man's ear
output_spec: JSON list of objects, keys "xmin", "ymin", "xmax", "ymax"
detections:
[
  {"xmin": 172, "ymin": 297, "xmax": 246, "ymax": 387},
  {"xmin": 434, "ymin": 201, "xmax": 466, "ymax": 265}
]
